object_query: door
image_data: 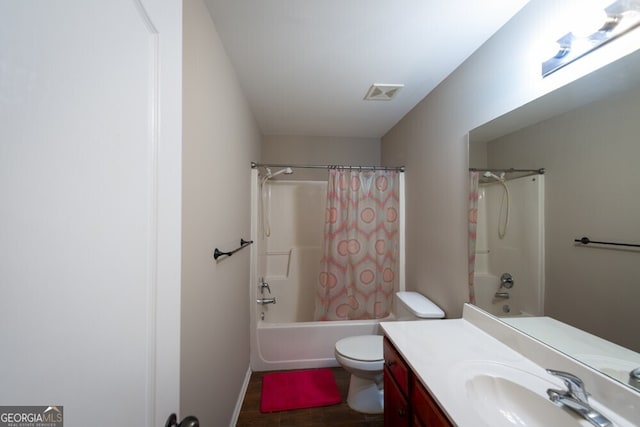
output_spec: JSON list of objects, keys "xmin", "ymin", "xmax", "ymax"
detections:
[{"xmin": 0, "ymin": 1, "xmax": 181, "ymax": 425}]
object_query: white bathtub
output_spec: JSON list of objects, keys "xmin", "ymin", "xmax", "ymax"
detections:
[{"xmin": 250, "ymin": 315, "xmax": 394, "ymax": 372}]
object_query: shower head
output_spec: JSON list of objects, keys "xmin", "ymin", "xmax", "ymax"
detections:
[
  {"xmin": 261, "ymin": 167, "xmax": 294, "ymax": 185},
  {"xmin": 269, "ymin": 167, "xmax": 293, "ymax": 178}
]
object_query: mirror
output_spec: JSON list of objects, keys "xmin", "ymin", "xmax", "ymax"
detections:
[{"xmin": 468, "ymin": 46, "xmax": 640, "ymax": 391}]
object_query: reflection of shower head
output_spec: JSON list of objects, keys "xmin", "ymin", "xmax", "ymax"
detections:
[{"xmin": 483, "ymin": 171, "xmax": 505, "ymax": 181}]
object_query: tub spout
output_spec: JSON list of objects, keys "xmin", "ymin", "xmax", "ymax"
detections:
[{"xmin": 257, "ymin": 297, "xmax": 276, "ymax": 305}]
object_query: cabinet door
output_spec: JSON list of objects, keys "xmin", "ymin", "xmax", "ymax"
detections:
[
  {"xmin": 384, "ymin": 367, "xmax": 410, "ymax": 427},
  {"xmin": 384, "ymin": 337, "xmax": 410, "ymax": 395},
  {"xmin": 412, "ymin": 379, "xmax": 453, "ymax": 427}
]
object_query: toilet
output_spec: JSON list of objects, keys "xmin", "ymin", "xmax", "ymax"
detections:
[{"xmin": 334, "ymin": 291, "xmax": 445, "ymax": 414}]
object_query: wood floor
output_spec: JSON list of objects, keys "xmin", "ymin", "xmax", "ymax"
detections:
[{"xmin": 235, "ymin": 367, "xmax": 384, "ymax": 426}]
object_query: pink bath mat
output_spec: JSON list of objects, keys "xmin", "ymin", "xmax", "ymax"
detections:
[{"xmin": 260, "ymin": 368, "xmax": 342, "ymax": 412}]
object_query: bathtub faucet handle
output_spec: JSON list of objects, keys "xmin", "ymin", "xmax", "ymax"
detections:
[{"xmin": 259, "ymin": 278, "xmax": 271, "ymax": 294}]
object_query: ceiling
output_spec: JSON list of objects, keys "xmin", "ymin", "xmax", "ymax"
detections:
[{"xmin": 203, "ymin": 1, "xmax": 530, "ymax": 138}]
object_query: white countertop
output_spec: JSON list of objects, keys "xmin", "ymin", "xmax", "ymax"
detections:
[
  {"xmin": 380, "ymin": 304, "xmax": 640, "ymax": 426},
  {"xmin": 381, "ymin": 319, "xmax": 558, "ymax": 426}
]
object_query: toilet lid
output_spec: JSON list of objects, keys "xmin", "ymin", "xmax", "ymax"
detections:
[{"xmin": 335, "ymin": 335, "xmax": 383, "ymax": 362}]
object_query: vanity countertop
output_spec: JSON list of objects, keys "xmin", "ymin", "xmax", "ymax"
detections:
[{"xmin": 380, "ymin": 304, "xmax": 640, "ymax": 426}]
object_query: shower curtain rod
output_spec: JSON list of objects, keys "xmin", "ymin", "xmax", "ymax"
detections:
[
  {"xmin": 251, "ymin": 161, "xmax": 405, "ymax": 172},
  {"xmin": 469, "ymin": 167, "xmax": 545, "ymax": 174}
]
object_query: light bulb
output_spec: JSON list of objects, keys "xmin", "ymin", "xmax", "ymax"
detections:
[{"xmin": 570, "ymin": 7, "xmax": 609, "ymax": 37}]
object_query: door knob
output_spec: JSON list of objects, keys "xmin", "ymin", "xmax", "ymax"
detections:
[{"xmin": 165, "ymin": 414, "xmax": 199, "ymax": 427}]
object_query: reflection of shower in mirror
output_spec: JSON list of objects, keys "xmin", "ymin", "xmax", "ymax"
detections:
[{"xmin": 473, "ymin": 174, "xmax": 545, "ymax": 317}]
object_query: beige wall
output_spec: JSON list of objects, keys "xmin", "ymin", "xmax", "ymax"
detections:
[
  {"xmin": 485, "ymin": 86, "xmax": 640, "ymax": 352},
  {"xmin": 381, "ymin": 0, "xmax": 640, "ymax": 317},
  {"xmin": 262, "ymin": 135, "xmax": 380, "ymax": 180},
  {"xmin": 181, "ymin": 0, "xmax": 261, "ymax": 424}
]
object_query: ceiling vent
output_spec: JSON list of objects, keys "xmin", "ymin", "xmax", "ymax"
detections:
[{"xmin": 364, "ymin": 84, "xmax": 404, "ymax": 101}]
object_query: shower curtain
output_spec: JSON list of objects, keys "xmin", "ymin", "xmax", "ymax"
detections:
[
  {"xmin": 314, "ymin": 169, "xmax": 400, "ymax": 320},
  {"xmin": 468, "ymin": 171, "xmax": 479, "ymax": 304}
]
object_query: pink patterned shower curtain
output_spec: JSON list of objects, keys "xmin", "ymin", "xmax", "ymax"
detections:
[{"xmin": 314, "ymin": 169, "xmax": 400, "ymax": 320}]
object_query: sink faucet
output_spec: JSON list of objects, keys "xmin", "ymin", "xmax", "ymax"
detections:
[{"xmin": 546, "ymin": 369, "xmax": 612, "ymax": 427}]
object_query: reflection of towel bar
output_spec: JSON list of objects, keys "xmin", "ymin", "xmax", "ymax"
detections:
[
  {"xmin": 574, "ymin": 236, "xmax": 640, "ymax": 249},
  {"xmin": 214, "ymin": 238, "xmax": 253, "ymax": 260}
]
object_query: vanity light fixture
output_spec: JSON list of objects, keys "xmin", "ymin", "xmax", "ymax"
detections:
[{"xmin": 542, "ymin": 0, "xmax": 640, "ymax": 77}]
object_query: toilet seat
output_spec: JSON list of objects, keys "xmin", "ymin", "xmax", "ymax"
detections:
[
  {"xmin": 335, "ymin": 335, "xmax": 384, "ymax": 372},
  {"xmin": 335, "ymin": 335, "xmax": 383, "ymax": 361}
]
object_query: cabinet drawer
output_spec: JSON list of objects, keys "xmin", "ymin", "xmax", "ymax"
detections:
[
  {"xmin": 383, "ymin": 337, "xmax": 409, "ymax": 396},
  {"xmin": 412, "ymin": 378, "xmax": 453, "ymax": 427}
]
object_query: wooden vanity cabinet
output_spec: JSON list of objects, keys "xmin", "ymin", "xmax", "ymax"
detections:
[{"xmin": 383, "ymin": 337, "xmax": 453, "ymax": 427}]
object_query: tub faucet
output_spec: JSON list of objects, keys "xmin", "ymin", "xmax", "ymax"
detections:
[
  {"xmin": 493, "ymin": 291, "xmax": 510, "ymax": 299},
  {"xmin": 546, "ymin": 369, "xmax": 612, "ymax": 427},
  {"xmin": 257, "ymin": 297, "xmax": 276, "ymax": 305}
]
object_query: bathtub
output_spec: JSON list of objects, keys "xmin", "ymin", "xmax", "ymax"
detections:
[
  {"xmin": 250, "ymin": 248, "xmax": 397, "ymax": 371},
  {"xmin": 250, "ymin": 315, "xmax": 394, "ymax": 372},
  {"xmin": 250, "ymin": 248, "xmax": 395, "ymax": 372}
]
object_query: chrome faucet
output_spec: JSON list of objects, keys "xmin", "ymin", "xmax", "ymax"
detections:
[
  {"xmin": 257, "ymin": 297, "xmax": 276, "ymax": 305},
  {"xmin": 546, "ymin": 369, "xmax": 612, "ymax": 427},
  {"xmin": 493, "ymin": 291, "xmax": 510, "ymax": 299}
]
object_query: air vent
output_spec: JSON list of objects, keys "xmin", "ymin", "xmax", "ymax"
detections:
[{"xmin": 364, "ymin": 84, "xmax": 404, "ymax": 101}]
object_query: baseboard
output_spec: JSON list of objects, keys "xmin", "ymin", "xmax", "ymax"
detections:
[{"xmin": 229, "ymin": 365, "xmax": 252, "ymax": 427}]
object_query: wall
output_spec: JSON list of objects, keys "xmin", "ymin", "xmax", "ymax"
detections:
[
  {"xmin": 381, "ymin": 0, "xmax": 640, "ymax": 317},
  {"xmin": 181, "ymin": 0, "xmax": 261, "ymax": 424},
  {"xmin": 262, "ymin": 135, "xmax": 380, "ymax": 180},
  {"xmin": 485, "ymin": 86, "xmax": 640, "ymax": 352}
]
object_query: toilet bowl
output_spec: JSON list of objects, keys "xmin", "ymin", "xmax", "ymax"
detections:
[{"xmin": 334, "ymin": 291, "xmax": 445, "ymax": 414}]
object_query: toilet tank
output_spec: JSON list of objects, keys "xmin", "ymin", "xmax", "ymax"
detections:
[{"xmin": 395, "ymin": 291, "xmax": 445, "ymax": 320}]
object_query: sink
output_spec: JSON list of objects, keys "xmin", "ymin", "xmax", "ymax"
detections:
[{"xmin": 452, "ymin": 361, "xmax": 633, "ymax": 427}]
